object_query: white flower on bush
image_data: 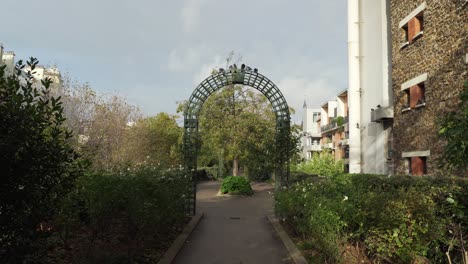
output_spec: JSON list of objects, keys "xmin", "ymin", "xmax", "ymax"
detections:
[
  {"xmin": 343, "ymin": 195, "xmax": 348, "ymax": 201},
  {"xmin": 302, "ymin": 187, "xmax": 306, "ymax": 192}
]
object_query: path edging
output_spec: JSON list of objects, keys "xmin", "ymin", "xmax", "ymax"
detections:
[
  {"xmin": 158, "ymin": 212, "xmax": 204, "ymax": 264},
  {"xmin": 267, "ymin": 215, "xmax": 308, "ymax": 264}
]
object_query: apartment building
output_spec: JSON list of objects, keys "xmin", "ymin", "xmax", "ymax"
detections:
[
  {"xmin": 1, "ymin": 44, "xmax": 61, "ymax": 85},
  {"xmin": 390, "ymin": 1, "xmax": 467, "ymax": 176},
  {"xmin": 316, "ymin": 90, "xmax": 350, "ymax": 170},
  {"xmin": 301, "ymin": 102, "xmax": 321, "ymax": 160},
  {"xmin": 1, "ymin": 44, "xmax": 16, "ymax": 76}
]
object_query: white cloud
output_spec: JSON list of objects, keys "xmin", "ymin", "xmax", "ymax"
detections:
[
  {"xmin": 180, "ymin": 0, "xmax": 208, "ymax": 33},
  {"xmin": 167, "ymin": 47, "xmax": 204, "ymax": 72},
  {"xmin": 277, "ymin": 77, "xmax": 340, "ymax": 123},
  {"xmin": 192, "ymin": 55, "xmax": 223, "ymax": 85}
]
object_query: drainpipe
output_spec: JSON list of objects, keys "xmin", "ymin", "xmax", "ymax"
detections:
[
  {"xmin": 0, "ymin": 43, "xmax": 3, "ymax": 65},
  {"xmin": 348, "ymin": 0, "xmax": 362, "ymax": 173}
]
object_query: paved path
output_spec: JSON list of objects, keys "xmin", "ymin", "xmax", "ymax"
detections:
[{"xmin": 174, "ymin": 181, "xmax": 293, "ymax": 264}]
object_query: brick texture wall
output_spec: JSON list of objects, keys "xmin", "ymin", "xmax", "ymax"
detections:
[{"xmin": 391, "ymin": 0, "xmax": 467, "ymax": 175}]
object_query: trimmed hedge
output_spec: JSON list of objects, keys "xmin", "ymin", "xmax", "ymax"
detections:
[
  {"xmin": 51, "ymin": 166, "xmax": 191, "ymax": 263},
  {"xmin": 275, "ymin": 174, "xmax": 467, "ymax": 263}
]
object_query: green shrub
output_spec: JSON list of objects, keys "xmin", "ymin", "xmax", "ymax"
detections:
[
  {"xmin": 220, "ymin": 176, "xmax": 253, "ymax": 195},
  {"xmin": 275, "ymin": 174, "xmax": 467, "ymax": 263},
  {"xmin": 53, "ymin": 165, "xmax": 191, "ymax": 262},
  {"xmin": 294, "ymin": 150, "xmax": 344, "ymax": 178},
  {"xmin": 0, "ymin": 58, "xmax": 80, "ymax": 262}
]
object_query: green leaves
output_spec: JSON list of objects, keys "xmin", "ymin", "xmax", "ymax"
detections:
[
  {"xmin": 295, "ymin": 149, "xmax": 344, "ymax": 177},
  {"xmin": 0, "ymin": 58, "xmax": 79, "ymax": 261},
  {"xmin": 275, "ymin": 174, "xmax": 467, "ymax": 263},
  {"xmin": 220, "ymin": 176, "xmax": 253, "ymax": 195},
  {"xmin": 198, "ymin": 85, "xmax": 277, "ymax": 178},
  {"xmin": 437, "ymin": 81, "xmax": 468, "ymax": 173}
]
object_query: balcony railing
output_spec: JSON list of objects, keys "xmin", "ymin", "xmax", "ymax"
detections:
[
  {"xmin": 303, "ymin": 144, "xmax": 322, "ymax": 152},
  {"xmin": 321, "ymin": 116, "xmax": 349, "ymax": 133}
]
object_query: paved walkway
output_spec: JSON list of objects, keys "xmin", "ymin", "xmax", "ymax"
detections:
[{"xmin": 174, "ymin": 181, "xmax": 293, "ymax": 264}]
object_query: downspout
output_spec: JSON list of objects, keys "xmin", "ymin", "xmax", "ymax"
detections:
[
  {"xmin": 0, "ymin": 43, "xmax": 3, "ymax": 65},
  {"xmin": 348, "ymin": 0, "xmax": 362, "ymax": 173}
]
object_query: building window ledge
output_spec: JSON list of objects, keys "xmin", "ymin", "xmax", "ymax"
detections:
[
  {"xmin": 401, "ymin": 73, "xmax": 428, "ymax": 90},
  {"xmin": 415, "ymin": 102, "xmax": 426, "ymax": 109},
  {"xmin": 400, "ymin": 41, "xmax": 410, "ymax": 50},
  {"xmin": 402, "ymin": 31, "xmax": 424, "ymax": 49},
  {"xmin": 402, "ymin": 150, "xmax": 430, "ymax": 158},
  {"xmin": 412, "ymin": 31, "xmax": 424, "ymax": 42}
]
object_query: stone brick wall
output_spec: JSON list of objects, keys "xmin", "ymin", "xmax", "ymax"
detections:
[{"xmin": 391, "ymin": 0, "xmax": 467, "ymax": 175}]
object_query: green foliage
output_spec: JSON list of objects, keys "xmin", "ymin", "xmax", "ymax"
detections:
[
  {"xmin": 335, "ymin": 116, "xmax": 345, "ymax": 127},
  {"xmin": 438, "ymin": 81, "xmax": 468, "ymax": 174},
  {"xmin": 275, "ymin": 174, "xmax": 467, "ymax": 263},
  {"xmin": 0, "ymin": 58, "xmax": 79, "ymax": 262},
  {"xmin": 197, "ymin": 85, "xmax": 277, "ymax": 178},
  {"xmin": 294, "ymin": 150, "xmax": 344, "ymax": 177},
  {"xmin": 220, "ymin": 176, "xmax": 253, "ymax": 195},
  {"xmin": 123, "ymin": 113, "xmax": 183, "ymax": 169},
  {"xmin": 54, "ymin": 165, "xmax": 190, "ymax": 262}
]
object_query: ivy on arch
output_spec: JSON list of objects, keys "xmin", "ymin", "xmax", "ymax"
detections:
[{"xmin": 183, "ymin": 64, "xmax": 291, "ymax": 215}]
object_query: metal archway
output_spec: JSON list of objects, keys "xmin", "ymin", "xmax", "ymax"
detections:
[{"xmin": 183, "ymin": 64, "xmax": 290, "ymax": 215}]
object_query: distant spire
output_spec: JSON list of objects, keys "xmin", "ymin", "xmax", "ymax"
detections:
[{"xmin": 303, "ymin": 99, "xmax": 307, "ymax": 108}]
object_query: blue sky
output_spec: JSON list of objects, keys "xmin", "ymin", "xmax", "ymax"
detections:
[{"xmin": 1, "ymin": 0, "xmax": 348, "ymax": 123}]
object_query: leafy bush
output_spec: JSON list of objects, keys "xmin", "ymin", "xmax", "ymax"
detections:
[
  {"xmin": 438, "ymin": 81, "xmax": 468, "ymax": 174},
  {"xmin": 220, "ymin": 176, "xmax": 253, "ymax": 195},
  {"xmin": 294, "ymin": 150, "xmax": 344, "ymax": 178},
  {"xmin": 53, "ymin": 165, "xmax": 191, "ymax": 262},
  {"xmin": 0, "ymin": 59, "xmax": 79, "ymax": 262},
  {"xmin": 275, "ymin": 174, "xmax": 467, "ymax": 263}
]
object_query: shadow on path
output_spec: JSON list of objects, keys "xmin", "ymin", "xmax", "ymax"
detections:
[{"xmin": 173, "ymin": 181, "xmax": 292, "ymax": 264}]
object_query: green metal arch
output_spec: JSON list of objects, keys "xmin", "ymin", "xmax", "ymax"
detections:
[{"xmin": 183, "ymin": 65, "xmax": 291, "ymax": 215}]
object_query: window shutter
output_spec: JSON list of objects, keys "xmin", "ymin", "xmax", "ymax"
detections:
[
  {"xmin": 411, "ymin": 157, "xmax": 425, "ymax": 176},
  {"xmin": 408, "ymin": 17, "xmax": 421, "ymax": 41},
  {"xmin": 409, "ymin": 84, "xmax": 424, "ymax": 108}
]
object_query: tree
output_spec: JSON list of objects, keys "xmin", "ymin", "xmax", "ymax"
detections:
[
  {"xmin": 438, "ymin": 81, "xmax": 468, "ymax": 175},
  {"xmin": 123, "ymin": 113, "xmax": 183, "ymax": 168},
  {"xmin": 51, "ymin": 76, "xmax": 141, "ymax": 171},
  {"xmin": 0, "ymin": 58, "xmax": 79, "ymax": 261},
  {"xmin": 199, "ymin": 85, "xmax": 277, "ymax": 177}
]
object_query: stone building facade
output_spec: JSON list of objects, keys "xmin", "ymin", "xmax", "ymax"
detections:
[{"xmin": 391, "ymin": 0, "xmax": 467, "ymax": 175}]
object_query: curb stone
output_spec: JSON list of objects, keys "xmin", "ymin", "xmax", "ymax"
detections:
[
  {"xmin": 267, "ymin": 215, "xmax": 308, "ymax": 264},
  {"xmin": 157, "ymin": 212, "xmax": 204, "ymax": 264}
]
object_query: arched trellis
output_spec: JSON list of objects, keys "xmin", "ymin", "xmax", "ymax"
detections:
[{"xmin": 184, "ymin": 64, "xmax": 290, "ymax": 215}]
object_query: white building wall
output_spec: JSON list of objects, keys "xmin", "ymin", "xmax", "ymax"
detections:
[
  {"xmin": 321, "ymin": 101, "xmax": 337, "ymax": 126},
  {"xmin": 2, "ymin": 51, "xmax": 16, "ymax": 76},
  {"xmin": 348, "ymin": 0, "xmax": 392, "ymax": 174},
  {"xmin": 301, "ymin": 105, "xmax": 322, "ymax": 159},
  {"xmin": 337, "ymin": 96, "xmax": 347, "ymax": 117},
  {"xmin": 348, "ymin": 0, "xmax": 362, "ymax": 173}
]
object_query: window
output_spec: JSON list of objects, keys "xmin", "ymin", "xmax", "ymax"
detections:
[
  {"xmin": 401, "ymin": 73, "xmax": 427, "ymax": 111},
  {"xmin": 403, "ymin": 14, "xmax": 423, "ymax": 42},
  {"xmin": 404, "ymin": 83, "xmax": 425, "ymax": 109},
  {"xmin": 399, "ymin": 2, "xmax": 426, "ymax": 48},
  {"xmin": 402, "ymin": 150, "xmax": 430, "ymax": 176},
  {"xmin": 313, "ymin": 113, "xmax": 318, "ymax": 123}
]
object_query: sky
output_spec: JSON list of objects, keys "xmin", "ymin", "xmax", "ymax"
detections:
[{"xmin": 1, "ymin": 0, "xmax": 348, "ymax": 124}]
